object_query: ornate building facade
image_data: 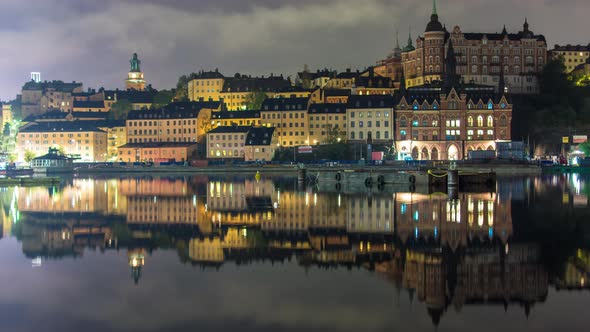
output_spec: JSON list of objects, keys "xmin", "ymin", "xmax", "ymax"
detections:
[{"xmin": 401, "ymin": 1, "xmax": 547, "ymax": 94}]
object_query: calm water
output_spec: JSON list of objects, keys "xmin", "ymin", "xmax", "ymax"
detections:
[{"xmin": 1, "ymin": 173, "xmax": 589, "ymax": 332}]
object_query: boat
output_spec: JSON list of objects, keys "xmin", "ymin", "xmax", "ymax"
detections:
[{"xmin": 30, "ymin": 148, "xmax": 75, "ymax": 174}]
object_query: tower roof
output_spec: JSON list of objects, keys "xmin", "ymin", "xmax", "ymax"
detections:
[{"xmin": 425, "ymin": 0, "xmax": 444, "ymax": 32}]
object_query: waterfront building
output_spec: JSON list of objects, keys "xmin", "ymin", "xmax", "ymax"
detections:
[
  {"xmin": 244, "ymin": 127, "xmax": 278, "ymax": 162},
  {"xmin": 206, "ymin": 126, "xmax": 250, "ymax": 160},
  {"xmin": 395, "ymin": 82, "xmax": 512, "ymax": 160},
  {"xmin": 549, "ymin": 44, "xmax": 590, "ymax": 73},
  {"xmin": 117, "ymin": 142, "xmax": 197, "ymax": 163},
  {"xmin": 346, "ymin": 95, "xmax": 395, "ymax": 145},
  {"xmin": 21, "ymin": 80, "xmax": 83, "ymax": 118},
  {"xmin": 17, "ymin": 121, "xmax": 107, "ymax": 162},
  {"xmin": 401, "ymin": 1, "xmax": 547, "ymax": 94},
  {"xmin": 260, "ymin": 97, "xmax": 310, "ymax": 147},
  {"xmin": 125, "ymin": 53, "xmax": 146, "ymax": 91},
  {"xmin": 307, "ymin": 103, "xmax": 347, "ymax": 145}
]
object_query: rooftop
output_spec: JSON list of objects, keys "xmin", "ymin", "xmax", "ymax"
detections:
[
  {"xmin": 207, "ymin": 125, "xmax": 252, "ymax": 134},
  {"xmin": 308, "ymin": 103, "xmax": 347, "ymax": 114},
  {"xmin": 19, "ymin": 121, "xmax": 106, "ymax": 133},
  {"xmin": 347, "ymin": 95, "xmax": 396, "ymax": 109},
  {"xmin": 211, "ymin": 110, "xmax": 260, "ymax": 120},
  {"xmin": 261, "ymin": 97, "xmax": 309, "ymax": 111},
  {"xmin": 245, "ymin": 127, "xmax": 276, "ymax": 146}
]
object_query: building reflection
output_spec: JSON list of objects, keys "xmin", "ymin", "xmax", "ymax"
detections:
[{"xmin": 6, "ymin": 175, "xmax": 590, "ymax": 325}]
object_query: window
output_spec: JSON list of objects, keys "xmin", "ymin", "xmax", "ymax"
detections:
[
  {"xmin": 487, "ymin": 102, "xmax": 493, "ymax": 110},
  {"xmin": 400, "ymin": 130, "xmax": 407, "ymax": 140},
  {"xmin": 468, "ymin": 116, "xmax": 474, "ymax": 127},
  {"xmin": 487, "ymin": 115, "xmax": 493, "ymax": 127},
  {"xmin": 477, "ymin": 116, "xmax": 484, "ymax": 127}
]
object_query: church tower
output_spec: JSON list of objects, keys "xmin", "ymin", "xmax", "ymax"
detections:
[{"xmin": 126, "ymin": 53, "xmax": 146, "ymax": 91}]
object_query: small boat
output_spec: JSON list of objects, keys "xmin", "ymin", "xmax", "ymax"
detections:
[{"xmin": 30, "ymin": 148, "xmax": 75, "ymax": 174}]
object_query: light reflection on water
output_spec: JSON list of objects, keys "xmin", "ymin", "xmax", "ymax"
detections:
[{"xmin": 0, "ymin": 174, "xmax": 588, "ymax": 331}]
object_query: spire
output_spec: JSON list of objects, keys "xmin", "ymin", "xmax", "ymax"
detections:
[
  {"xmin": 523, "ymin": 17, "xmax": 529, "ymax": 32},
  {"xmin": 403, "ymin": 27, "xmax": 415, "ymax": 52},
  {"xmin": 443, "ymin": 39, "xmax": 459, "ymax": 91},
  {"xmin": 432, "ymin": 0, "xmax": 438, "ymax": 16},
  {"xmin": 502, "ymin": 25, "xmax": 507, "ymax": 35},
  {"xmin": 395, "ymin": 30, "xmax": 400, "ymax": 50}
]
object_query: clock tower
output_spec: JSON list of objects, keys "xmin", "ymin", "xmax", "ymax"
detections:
[{"xmin": 126, "ymin": 53, "xmax": 146, "ymax": 91}]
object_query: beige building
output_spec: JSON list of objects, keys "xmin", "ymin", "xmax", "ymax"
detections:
[
  {"xmin": 21, "ymin": 80, "xmax": 83, "ymax": 118},
  {"xmin": 307, "ymin": 103, "xmax": 347, "ymax": 145},
  {"xmin": 187, "ymin": 70, "xmax": 226, "ymax": 103},
  {"xmin": 549, "ymin": 44, "xmax": 590, "ymax": 73},
  {"xmin": 260, "ymin": 97, "xmax": 310, "ymax": 147},
  {"xmin": 206, "ymin": 126, "xmax": 250, "ymax": 159},
  {"xmin": 244, "ymin": 127, "xmax": 278, "ymax": 162},
  {"xmin": 17, "ymin": 121, "xmax": 107, "ymax": 162},
  {"xmin": 346, "ymin": 95, "xmax": 395, "ymax": 144},
  {"xmin": 126, "ymin": 101, "xmax": 220, "ymax": 145}
]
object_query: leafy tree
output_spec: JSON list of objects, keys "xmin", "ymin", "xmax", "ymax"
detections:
[
  {"xmin": 539, "ymin": 57, "xmax": 571, "ymax": 95},
  {"xmin": 326, "ymin": 124, "xmax": 346, "ymax": 144},
  {"xmin": 7, "ymin": 154, "xmax": 16, "ymax": 163},
  {"xmin": 174, "ymin": 75, "xmax": 190, "ymax": 101},
  {"xmin": 244, "ymin": 90, "xmax": 268, "ymax": 110},
  {"xmin": 24, "ymin": 150, "xmax": 35, "ymax": 163},
  {"xmin": 109, "ymin": 99, "xmax": 133, "ymax": 120},
  {"xmin": 579, "ymin": 142, "xmax": 590, "ymax": 156},
  {"xmin": 152, "ymin": 90, "xmax": 174, "ymax": 109}
]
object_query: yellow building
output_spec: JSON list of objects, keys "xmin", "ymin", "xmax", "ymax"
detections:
[
  {"xmin": 17, "ymin": 121, "xmax": 107, "ymax": 162},
  {"xmin": 125, "ymin": 53, "xmax": 146, "ymax": 91},
  {"xmin": 307, "ymin": 103, "xmax": 347, "ymax": 145},
  {"xmin": 346, "ymin": 95, "xmax": 395, "ymax": 144},
  {"xmin": 550, "ymin": 44, "xmax": 590, "ymax": 73},
  {"xmin": 260, "ymin": 97, "xmax": 310, "ymax": 147},
  {"xmin": 211, "ymin": 110, "xmax": 261, "ymax": 127},
  {"xmin": 206, "ymin": 126, "xmax": 250, "ymax": 160},
  {"xmin": 220, "ymin": 74, "xmax": 291, "ymax": 111},
  {"xmin": 324, "ymin": 69, "xmax": 358, "ymax": 89},
  {"xmin": 187, "ymin": 70, "xmax": 225, "ymax": 103},
  {"xmin": 96, "ymin": 120, "xmax": 127, "ymax": 161}
]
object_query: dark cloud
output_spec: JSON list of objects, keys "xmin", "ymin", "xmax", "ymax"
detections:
[{"xmin": 0, "ymin": 0, "xmax": 588, "ymax": 100}]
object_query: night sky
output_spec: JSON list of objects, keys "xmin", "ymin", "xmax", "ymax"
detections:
[{"xmin": 1, "ymin": 0, "xmax": 588, "ymax": 100}]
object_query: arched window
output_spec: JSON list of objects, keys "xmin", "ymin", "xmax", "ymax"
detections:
[
  {"xmin": 400, "ymin": 117, "xmax": 407, "ymax": 127},
  {"xmin": 487, "ymin": 102, "xmax": 493, "ymax": 110},
  {"xmin": 487, "ymin": 115, "xmax": 493, "ymax": 127},
  {"xmin": 499, "ymin": 115, "xmax": 507, "ymax": 126},
  {"xmin": 477, "ymin": 116, "xmax": 484, "ymax": 127},
  {"xmin": 468, "ymin": 116, "xmax": 474, "ymax": 127},
  {"xmin": 422, "ymin": 116, "xmax": 429, "ymax": 127}
]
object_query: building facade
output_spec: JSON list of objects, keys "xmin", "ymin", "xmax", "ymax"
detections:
[
  {"xmin": 244, "ymin": 127, "xmax": 278, "ymax": 161},
  {"xmin": 21, "ymin": 80, "xmax": 83, "ymax": 118},
  {"xmin": 206, "ymin": 126, "xmax": 250, "ymax": 159},
  {"xmin": 549, "ymin": 44, "xmax": 590, "ymax": 73},
  {"xmin": 17, "ymin": 121, "xmax": 107, "ymax": 162},
  {"xmin": 307, "ymin": 103, "xmax": 347, "ymax": 145},
  {"xmin": 401, "ymin": 1, "xmax": 547, "ymax": 94},
  {"xmin": 395, "ymin": 84, "xmax": 512, "ymax": 160},
  {"xmin": 260, "ymin": 97, "xmax": 310, "ymax": 147},
  {"xmin": 346, "ymin": 95, "xmax": 395, "ymax": 145}
]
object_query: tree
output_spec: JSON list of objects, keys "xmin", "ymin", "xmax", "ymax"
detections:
[
  {"xmin": 24, "ymin": 150, "xmax": 35, "ymax": 163},
  {"xmin": 152, "ymin": 90, "xmax": 174, "ymax": 109},
  {"xmin": 109, "ymin": 99, "xmax": 133, "ymax": 120},
  {"xmin": 174, "ymin": 75, "xmax": 190, "ymax": 101},
  {"xmin": 244, "ymin": 90, "xmax": 268, "ymax": 110},
  {"xmin": 579, "ymin": 141, "xmax": 590, "ymax": 156},
  {"xmin": 539, "ymin": 57, "xmax": 572, "ymax": 95},
  {"xmin": 326, "ymin": 124, "xmax": 346, "ymax": 144}
]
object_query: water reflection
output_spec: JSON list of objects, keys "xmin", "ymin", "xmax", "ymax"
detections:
[{"xmin": 1, "ymin": 174, "xmax": 589, "ymax": 329}]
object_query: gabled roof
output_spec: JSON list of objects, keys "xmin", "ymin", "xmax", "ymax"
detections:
[
  {"xmin": 551, "ymin": 44, "xmax": 590, "ymax": 52},
  {"xmin": 245, "ymin": 127, "xmax": 276, "ymax": 146},
  {"xmin": 347, "ymin": 95, "xmax": 395, "ymax": 109},
  {"xmin": 207, "ymin": 126, "xmax": 251, "ymax": 134},
  {"xmin": 261, "ymin": 97, "xmax": 309, "ymax": 111},
  {"xmin": 308, "ymin": 103, "xmax": 347, "ymax": 114}
]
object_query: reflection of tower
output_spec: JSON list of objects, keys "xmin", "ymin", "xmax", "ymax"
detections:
[
  {"xmin": 126, "ymin": 53, "xmax": 146, "ymax": 91},
  {"xmin": 128, "ymin": 249, "xmax": 145, "ymax": 284}
]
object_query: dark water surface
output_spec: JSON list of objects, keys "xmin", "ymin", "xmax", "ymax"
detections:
[{"xmin": 1, "ymin": 173, "xmax": 589, "ymax": 332}]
